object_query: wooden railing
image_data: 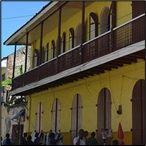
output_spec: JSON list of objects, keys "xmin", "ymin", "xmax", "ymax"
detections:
[{"xmin": 12, "ymin": 14, "xmax": 145, "ymax": 90}]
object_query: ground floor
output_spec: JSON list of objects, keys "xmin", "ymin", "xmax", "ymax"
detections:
[{"xmin": 23, "ymin": 60, "xmax": 144, "ymax": 145}]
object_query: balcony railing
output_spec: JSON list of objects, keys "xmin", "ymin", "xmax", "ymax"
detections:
[{"xmin": 12, "ymin": 14, "xmax": 145, "ymax": 90}]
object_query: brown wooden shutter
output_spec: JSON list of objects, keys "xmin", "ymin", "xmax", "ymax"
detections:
[
  {"xmin": 132, "ymin": 79, "xmax": 144, "ymax": 145},
  {"xmin": 36, "ymin": 102, "xmax": 43, "ymax": 133},
  {"xmin": 97, "ymin": 88, "xmax": 111, "ymax": 145},
  {"xmin": 71, "ymin": 94, "xmax": 82, "ymax": 141},
  {"xmin": 52, "ymin": 98, "xmax": 60, "ymax": 133},
  {"xmin": 76, "ymin": 24, "xmax": 82, "ymax": 46}
]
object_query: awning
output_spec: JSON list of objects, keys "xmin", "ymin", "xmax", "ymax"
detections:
[{"xmin": 11, "ymin": 109, "xmax": 25, "ymax": 120}]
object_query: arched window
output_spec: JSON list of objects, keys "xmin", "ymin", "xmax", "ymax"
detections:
[
  {"xmin": 44, "ymin": 43, "xmax": 49, "ymax": 62},
  {"xmin": 51, "ymin": 40, "xmax": 56, "ymax": 59},
  {"xmin": 100, "ymin": 7, "xmax": 110, "ymax": 34},
  {"xmin": 36, "ymin": 102, "xmax": 43, "ymax": 133},
  {"xmin": 51, "ymin": 98, "xmax": 60, "ymax": 133},
  {"xmin": 61, "ymin": 32, "xmax": 66, "ymax": 54},
  {"xmin": 97, "ymin": 88, "xmax": 111, "ymax": 145},
  {"xmin": 33, "ymin": 49, "xmax": 39, "ymax": 68},
  {"xmin": 90, "ymin": 12, "xmax": 98, "ymax": 39},
  {"xmin": 71, "ymin": 94, "xmax": 82, "ymax": 142},
  {"xmin": 76, "ymin": 23, "xmax": 82, "ymax": 46},
  {"xmin": 69, "ymin": 28, "xmax": 74, "ymax": 49},
  {"xmin": 99, "ymin": 7, "xmax": 110, "ymax": 56}
]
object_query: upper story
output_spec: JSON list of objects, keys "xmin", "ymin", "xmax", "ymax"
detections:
[{"xmin": 4, "ymin": 1, "xmax": 145, "ymax": 96}]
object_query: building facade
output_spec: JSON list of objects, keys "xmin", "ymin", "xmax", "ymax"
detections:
[
  {"xmin": 1, "ymin": 47, "xmax": 31, "ymax": 144},
  {"xmin": 4, "ymin": 1, "xmax": 145, "ymax": 145}
]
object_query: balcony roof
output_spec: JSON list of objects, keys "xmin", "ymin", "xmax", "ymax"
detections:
[
  {"xmin": 10, "ymin": 41, "xmax": 145, "ymax": 96},
  {"xmin": 4, "ymin": 1, "xmax": 58, "ymax": 45},
  {"xmin": 4, "ymin": 1, "xmax": 92, "ymax": 46}
]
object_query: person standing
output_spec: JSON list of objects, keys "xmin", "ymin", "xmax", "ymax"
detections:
[
  {"xmin": 88, "ymin": 132, "xmax": 98, "ymax": 145},
  {"xmin": 73, "ymin": 129, "xmax": 86, "ymax": 145},
  {"xmin": 2, "ymin": 133, "xmax": 14, "ymax": 145},
  {"xmin": 84, "ymin": 131, "xmax": 89, "ymax": 145},
  {"xmin": 21, "ymin": 132, "xmax": 27, "ymax": 145},
  {"xmin": 26, "ymin": 135, "xmax": 34, "ymax": 145}
]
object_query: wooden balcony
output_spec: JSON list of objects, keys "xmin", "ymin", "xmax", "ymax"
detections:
[{"xmin": 12, "ymin": 14, "xmax": 145, "ymax": 95}]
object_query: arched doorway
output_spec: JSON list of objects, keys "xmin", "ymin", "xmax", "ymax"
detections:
[
  {"xmin": 132, "ymin": 79, "xmax": 144, "ymax": 145},
  {"xmin": 51, "ymin": 98, "xmax": 61, "ymax": 133},
  {"xmin": 71, "ymin": 94, "xmax": 82, "ymax": 142},
  {"xmin": 97, "ymin": 88, "xmax": 111, "ymax": 145},
  {"xmin": 36, "ymin": 102, "xmax": 43, "ymax": 133}
]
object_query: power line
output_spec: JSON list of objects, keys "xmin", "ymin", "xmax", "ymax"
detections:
[
  {"xmin": 2, "ymin": 11, "xmax": 46, "ymax": 20},
  {"xmin": 2, "ymin": 14, "xmax": 34, "ymax": 20}
]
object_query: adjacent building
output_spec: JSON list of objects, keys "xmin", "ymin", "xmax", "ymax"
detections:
[
  {"xmin": 4, "ymin": 1, "xmax": 145, "ymax": 145},
  {"xmin": 1, "ymin": 47, "xmax": 31, "ymax": 144}
]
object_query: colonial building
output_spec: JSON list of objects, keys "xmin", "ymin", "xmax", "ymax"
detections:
[{"xmin": 4, "ymin": 1, "xmax": 145, "ymax": 145}]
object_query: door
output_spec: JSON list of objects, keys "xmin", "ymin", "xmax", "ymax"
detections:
[
  {"xmin": 132, "ymin": 79, "xmax": 144, "ymax": 145},
  {"xmin": 97, "ymin": 88, "xmax": 111, "ymax": 145}
]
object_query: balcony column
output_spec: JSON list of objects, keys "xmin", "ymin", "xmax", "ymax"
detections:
[
  {"xmin": 12, "ymin": 43, "xmax": 17, "ymax": 79},
  {"xmin": 81, "ymin": 1, "xmax": 85, "ymax": 63},
  {"xmin": 110, "ymin": 1, "xmax": 116, "ymax": 52},
  {"xmin": 40, "ymin": 21, "xmax": 44, "ymax": 65},
  {"xmin": 24, "ymin": 32, "xmax": 29, "ymax": 73},
  {"xmin": 144, "ymin": 3, "xmax": 146, "ymax": 145},
  {"xmin": 57, "ymin": 8, "xmax": 62, "ymax": 72}
]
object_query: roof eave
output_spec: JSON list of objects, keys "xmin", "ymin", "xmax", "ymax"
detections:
[{"xmin": 4, "ymin": 1, "xmax": 58, "ymax": 46}]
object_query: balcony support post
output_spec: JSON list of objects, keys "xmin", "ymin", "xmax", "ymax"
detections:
[
  {"xmin": 24, "ymin": 32, "xmax": 29, "ymax": 73},
  {"xmin": 12, "ymin": 44, "xmax": 17, "ymax": 79},
  {"xmin": 40, "ymin": 22, "xmax": 44, "ymax": 65},
  {"xmin": 81, "ymin": 1, "xmax": 85, "ymax": 63},
  {"xmin": 57, "ymin": 8, "xmax": 62, "ymax": 73}
]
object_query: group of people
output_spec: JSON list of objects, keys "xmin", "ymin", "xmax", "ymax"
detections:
[
  {"xmin": 73, "ymin": 129, "xmax": 119, "ymax": 145},
  {"xmin": 1, "ymin": 130, "xmax": 63, "ymax": 145},
  {"xmin": 1, "ymin": 129, "xmax": 118, "ymax": 145},
  {"xmin": 23, "ymin": 130, "xmax": 63, "ymax": 145},
  {"xmin": 73, "ymin": 129, "xmax": 98, "ymax": 145},
  {"xmin": 2, "ymin": 133, "xmax": 14, "ymax": 145}
]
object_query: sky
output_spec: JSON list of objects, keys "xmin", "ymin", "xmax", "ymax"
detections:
[{"xmin": 1, "ymin": 1, "xmax": 49, "ymax": 59}]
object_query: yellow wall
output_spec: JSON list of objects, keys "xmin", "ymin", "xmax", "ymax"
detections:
[
  {"xmin": 26, "ymin": 59, "xmax": 144, "ymax": 145},
  {"xmin": 30, "ymin": 1, "xmax": 133, "ymax": 69},
  {"xmin": 26, "ymin": 2, "xmax": 143, "ymax": 144},
  {"xmin": 117, "ymin": 2, "xmax": 132, "ymax": 26}
]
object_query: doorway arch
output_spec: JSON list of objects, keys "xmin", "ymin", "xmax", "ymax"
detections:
[
  {"xmin": 132, "ymin": 79, "xmax": 144, "ymax": 145},
  {"xmin": 71, "ymin": 94, "xmax": 82, "ymax": 141},
  {"xmin": 97, "ymin": 88, "xmax": 111, "ymax": 144}
]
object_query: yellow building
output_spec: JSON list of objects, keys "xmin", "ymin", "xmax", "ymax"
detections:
[{"xmin": 4, "ymin": 1, "xmax": 145, "ymax": 145}]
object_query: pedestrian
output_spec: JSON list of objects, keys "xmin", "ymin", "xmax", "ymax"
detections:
[
  {"xmin": 34, "ymin": 132, "xmax": 40, "ymax": 145},
  {"xmin": 21, "ymin": 132, "xmax": 27, "ymax": 145},
  {"xmin": 26, "ymin": 135, "xmax": 34, "ymax": 145},
  {"xmin": 2, "ymin": 133, "xmax": 14, "ymax": 145},
  {"xmin": 88, "ymin": 132, "xmax": 98, "ymax": 145},
  {"xmin": 1, "ymin": 137, "xmax": 3, "ymax": 145},
  {"xmin": 39, "ymin": 130, "xmax": 45, "ymax": 145},
  {"xmin": 55, "ymin": 132, "xmax": 64, "ymax": 145},
  {"xmin": 31, "ymin": 130, "xmax": 37, "ymax": 142},
  {"xmin": 73, "ymin": 129, "xmax": 86, "ymax": 145},
  {"xmin": 112, "ymin": 139, "xmax": 119, "ymax": 145},
  {"xmin": 45, "ymin": 130, "xmax": 52, "ymax": 145},
  {"xmin": 84, "ymin": 131, "xmax": 89, "ymax": 145},
  {"xmin": 49, "ymin": 132, "xmax": 57, "ymax": 145}
]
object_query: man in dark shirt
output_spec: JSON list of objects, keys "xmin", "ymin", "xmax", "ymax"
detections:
[{"xmin": 88, "ymin": 132, "xmax": 98, "ymax": 145}]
